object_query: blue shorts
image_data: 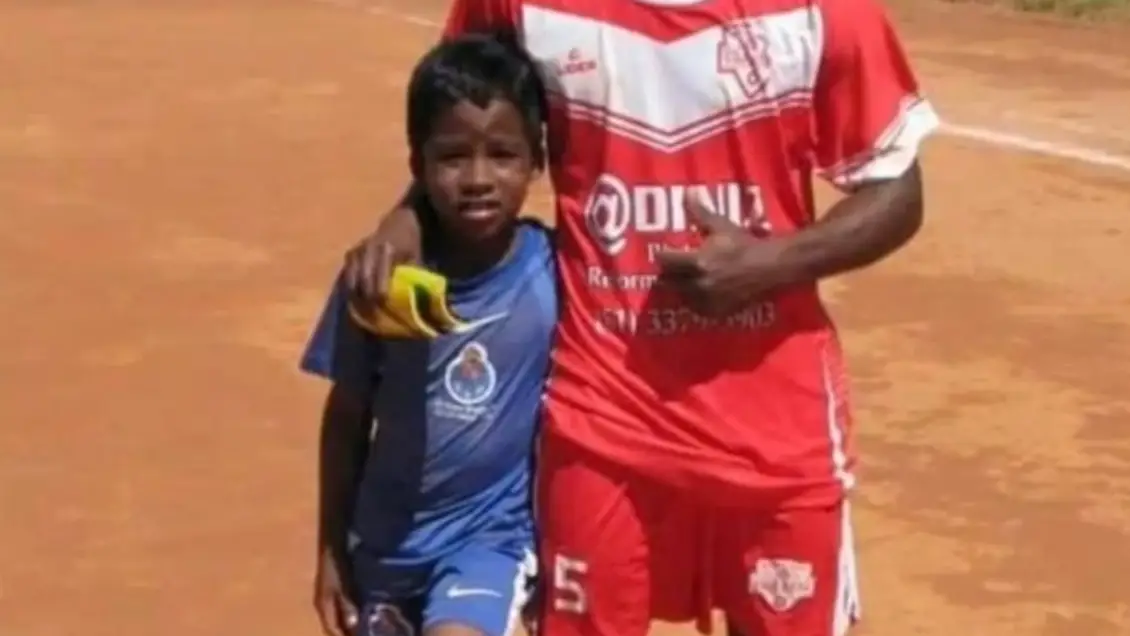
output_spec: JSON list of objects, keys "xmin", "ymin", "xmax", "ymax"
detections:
[{"xmin": 353, "ymin": 543, "xmax": 537, "ymax": 636}]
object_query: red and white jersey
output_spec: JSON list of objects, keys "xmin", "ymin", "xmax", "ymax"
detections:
[{"xmin": 445, "ymin": 0, "xmax": 939, "ymax": 507}]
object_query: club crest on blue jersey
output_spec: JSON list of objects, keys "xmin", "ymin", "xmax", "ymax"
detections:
[{"xmin": 433, "ymin": 342, "xmax": 498, "ymax": 422}]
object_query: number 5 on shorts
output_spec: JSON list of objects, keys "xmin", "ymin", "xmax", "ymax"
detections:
[{"xmin": 552, "ymin": 555, "xmax": 588, "ymax": 614}]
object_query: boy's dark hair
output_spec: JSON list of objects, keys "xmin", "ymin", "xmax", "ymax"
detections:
[{"xmin": 406, "ymin": 31, "xmax": 547, "ymax": 170}]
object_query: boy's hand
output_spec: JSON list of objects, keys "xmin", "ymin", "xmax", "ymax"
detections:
[
  {"xmin": 520, "ymin": 577, "xmax": 543, "ymax": 635},
  {"xmin": 314, "ymin": 547, "xmax": 359, "ymax": 636}
]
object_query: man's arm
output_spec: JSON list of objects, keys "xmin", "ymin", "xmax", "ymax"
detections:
[
  {"xmin": 775, "ymin": 0, "xmax": 938, "ymax": 283},
  {"xmin": 656, "ymin": 0, "xmax": 935, "ymax": 315},
  {"xmin": 771, "ymin": 162, "xmax": 924, "ymax": 286},
  {"xmin": 341, "ymin": 186, "xmax": 424, "ymax": 309}
]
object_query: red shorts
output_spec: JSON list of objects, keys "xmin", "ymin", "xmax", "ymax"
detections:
[{"xmin": 536, "ymin": 433, "xmax": 860, "ymax": 636}]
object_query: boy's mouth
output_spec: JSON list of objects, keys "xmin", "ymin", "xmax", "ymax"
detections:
[{"xmin": 458, "ymin": 199, "xmax": 503, "ymax": 219}]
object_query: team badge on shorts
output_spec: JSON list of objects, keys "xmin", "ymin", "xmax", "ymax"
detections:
[
  {"xmin": 363, "ymin": 603, "xmax": 416, "ymax": 636},
  {"xmin": 749, "ymin": 558, "xmax": 816, "ymax": 612}
]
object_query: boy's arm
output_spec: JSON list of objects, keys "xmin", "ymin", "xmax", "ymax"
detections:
[
  {"xmin": 312, "ymin": 381, "xmax": 371, "ymax": 636},
  {"xmin": 300, "ymin": 276, "xmax": 383, "ymax": 635},
  {"xmin": 317, "ymin": 382, "xmax": 372, "ymax": 556},
  {"xmin": 300, "ymin": 276, "xmax": 384, "ymax": 553}
]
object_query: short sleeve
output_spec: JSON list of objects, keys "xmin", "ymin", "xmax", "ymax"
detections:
[
  {"xmin": 442, "ymin": 0, "xmax": 519, "ymax": 38},
  {"xmin": 812, "ymin": 0, "xmax": 940, "ymax": 190},
  {"xmin": 299, "ymin": 275, "xmax": 383, "ymax": 391}
]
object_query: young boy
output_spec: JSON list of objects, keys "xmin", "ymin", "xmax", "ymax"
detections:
[{"xmin": 299, "ymin": 33, "xmax": 554, "ymax": 636}]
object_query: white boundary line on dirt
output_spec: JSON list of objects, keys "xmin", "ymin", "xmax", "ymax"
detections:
[{"xmin": 314, "ymin": 0, "xmax": 1130, "ymax": 174}]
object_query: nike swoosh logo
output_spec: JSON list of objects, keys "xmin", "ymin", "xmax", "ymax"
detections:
[
  {"xmin": 446, "ymin": 585, "xmax": 504, "ymax": 599},
  {"xmin": 449, "ymin": 311, "xmax": 509, "ymax": 333}
]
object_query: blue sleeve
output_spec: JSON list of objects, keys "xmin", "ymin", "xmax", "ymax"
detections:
[{"xmin": 299, "ymin": 275, "xmax": 382, "ymax": 389}]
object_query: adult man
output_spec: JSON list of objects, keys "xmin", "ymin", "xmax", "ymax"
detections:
[{"xmin": 343, "ymin": 0, "xmax": 938, "ymax": 633}]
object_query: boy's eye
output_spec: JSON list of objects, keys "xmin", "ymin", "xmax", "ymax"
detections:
[
  {"xmin": 488, "ymin": 146, "xmax": 523, "ymax": 160},
  {"xmin": 434, "ymin": 150, "xmax": 470, "ymax": 164}
]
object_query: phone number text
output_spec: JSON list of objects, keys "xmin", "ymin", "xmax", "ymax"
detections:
[{"xmin": 594, "ymin": 304, "xmax": 777, "ymax": 336}]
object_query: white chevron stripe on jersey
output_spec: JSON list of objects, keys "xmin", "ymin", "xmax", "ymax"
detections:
[
  {"xmin": 523, "ymin": 4, "xmax": 823, "ymax": 152},
  {"xmin": 553, "ymin": 90, "xmax": 812, "ymax": 153}
]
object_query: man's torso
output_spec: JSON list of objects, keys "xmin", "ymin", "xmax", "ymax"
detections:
[
  {"xmin": 525, "ymin": 0, "xmax": 850, "ymax": 505},
  {"xmin": 441, "ymin": 0, "xmax": 934, "ymax": 504}
]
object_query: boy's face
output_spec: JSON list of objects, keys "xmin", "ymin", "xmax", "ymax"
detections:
[{"xmin": 418, "ymin": 98, "xmax": 535, "ymax": 244}]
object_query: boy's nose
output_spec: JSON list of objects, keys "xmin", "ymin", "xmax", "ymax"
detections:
[{"xmin": 462, "ymin": 156, "xmax": 494, "ymax": 191}]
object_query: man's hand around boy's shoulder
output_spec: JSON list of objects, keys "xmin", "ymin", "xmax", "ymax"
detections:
[
  {"xmin": 314, "ymin": 545, "xmax": 359, "ymax": 636},
  {"xmin": 343, "ymin": 201, "xmax": 425, "ymax": 316}
]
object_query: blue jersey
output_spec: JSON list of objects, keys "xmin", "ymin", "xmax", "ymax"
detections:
[{"xmin": 301, "ymin": 221, "xmax": 557, "ymax": 572}]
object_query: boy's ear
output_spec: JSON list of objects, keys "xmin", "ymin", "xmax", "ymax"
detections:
[{"xmin": 409, "ymin": 150, "xmax": 424, "ymax": 180}]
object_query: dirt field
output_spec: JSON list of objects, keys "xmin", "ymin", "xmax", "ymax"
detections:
[{"xmin": 2, "ymin": 0, "xmax": 1129, "ymax": 635}]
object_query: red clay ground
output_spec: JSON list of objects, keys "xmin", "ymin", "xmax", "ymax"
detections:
[{"xmin": 1, "ymin": 1, "xmax": 1128, "ymax": 635}]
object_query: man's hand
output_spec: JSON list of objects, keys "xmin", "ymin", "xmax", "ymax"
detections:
[
  {"xmin": 656, "ymin": 195, "xmax": 787, "ymax": 317},
  {"xmin": 343, "ymin": 240, "xmax": 400, "ymax": 314},
  {"xmin": 314, "ymin": 546, "xmax": 359, "ymax": 636},
  {"xmin": 342, "ymin": 198, "xmax": 425, "ymax": 315}
]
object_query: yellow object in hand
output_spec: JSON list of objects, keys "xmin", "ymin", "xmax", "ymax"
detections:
[{"xmin": 347, "ymin": 265, "xmax": 470, "ymax": 339}]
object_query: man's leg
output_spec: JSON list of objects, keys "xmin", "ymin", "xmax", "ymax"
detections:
[
  {"xmin": 536, "ymin": 432, "xmax": 700, "ymax": 636},
  {"xmin": 716, "ymin": 502, "xmax": 860, "ymax": 636}
]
